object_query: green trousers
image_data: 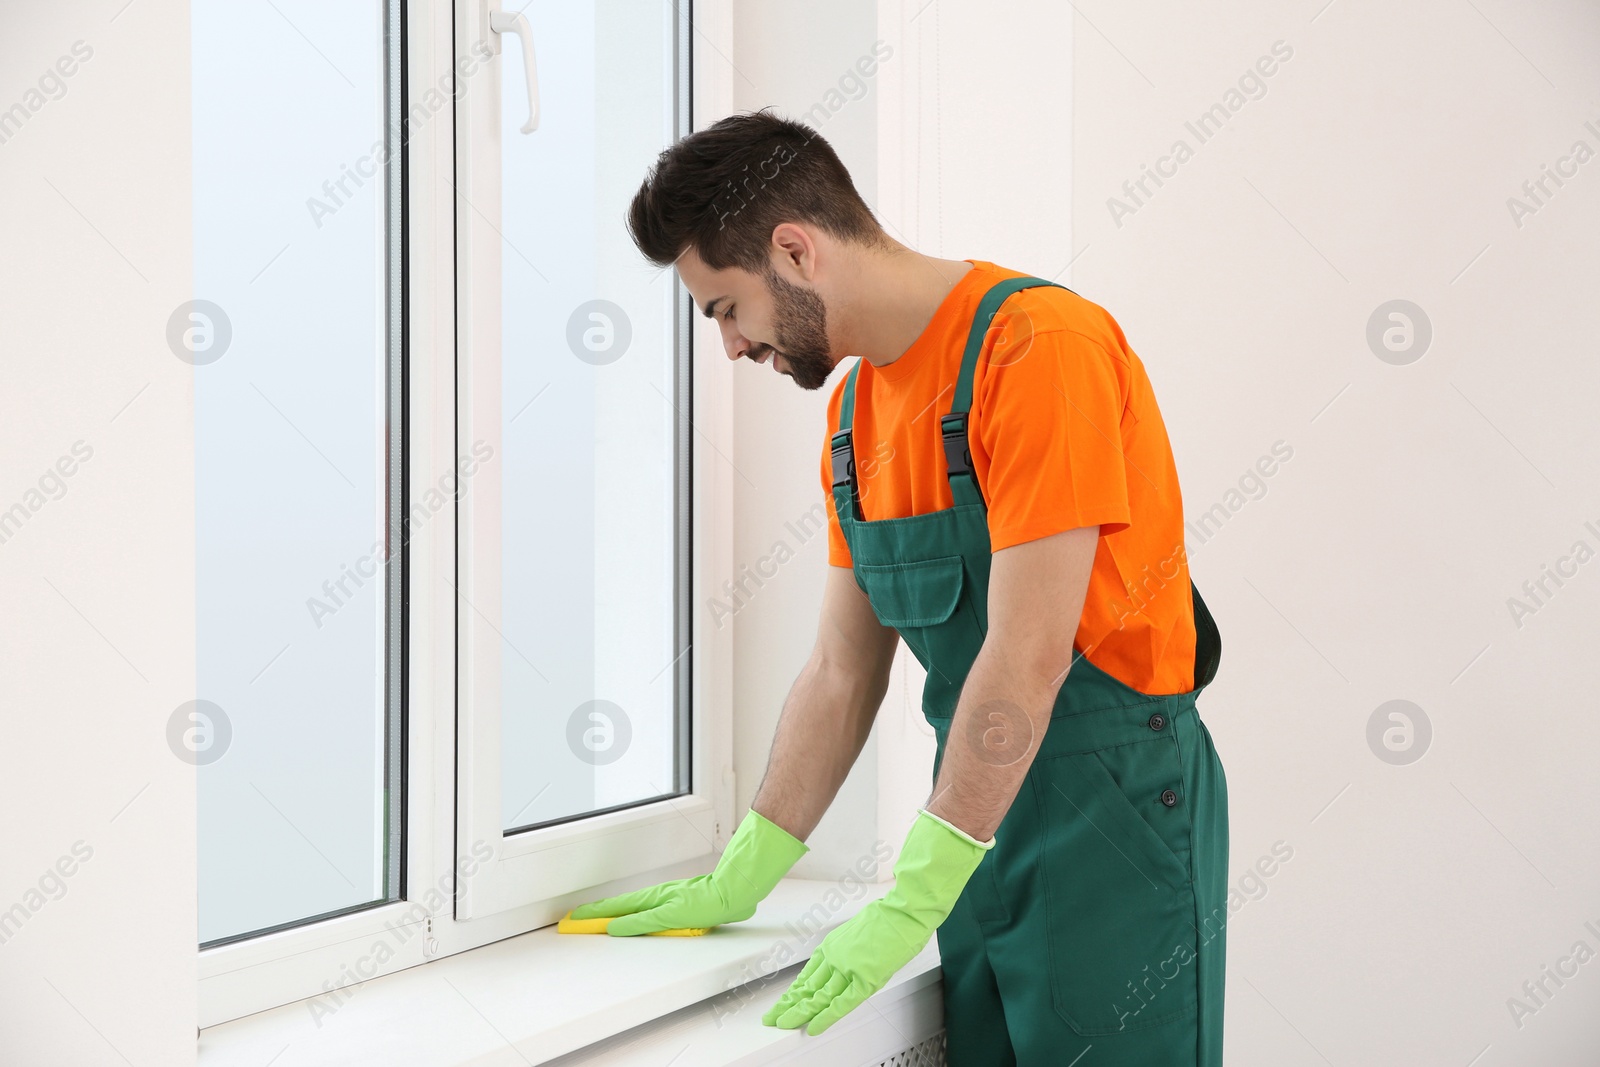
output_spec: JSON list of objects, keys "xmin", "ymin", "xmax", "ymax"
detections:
[
  {"xmin": 829, "ymin": 277, "xmax": 1230, "ymax": 1065},
  {"xmin": 930, "ymin": 675, "xmax": 1229, "ymax": 1065}
]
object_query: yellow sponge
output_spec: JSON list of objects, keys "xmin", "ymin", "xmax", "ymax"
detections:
[{"xmin": 556, "ymin": 909, "xmax": 712, "ymax": 936}]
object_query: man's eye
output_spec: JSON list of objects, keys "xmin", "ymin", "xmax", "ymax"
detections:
[{"xmin": 726, "ymin": 306, "xmax": 736, "ymax": 322}]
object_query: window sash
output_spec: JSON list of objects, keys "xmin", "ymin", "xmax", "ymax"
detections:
[{"xmin": 451, "ymin": 0, "xmax": 700, "ymax": 924}]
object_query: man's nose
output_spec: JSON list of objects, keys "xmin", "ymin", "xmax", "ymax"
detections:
[{"xmin": 720, "ymin": 320, "xmax": 749, "ymax": 362}]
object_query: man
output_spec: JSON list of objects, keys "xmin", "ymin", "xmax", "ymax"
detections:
[{"xmin": 569, "ymin": 110, "xmax": 1229, "ymax": 1067}]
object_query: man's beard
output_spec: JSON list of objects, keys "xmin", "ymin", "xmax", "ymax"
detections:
[{"xmin": 757, "ymin": 267, "xmax": 834, "ymax": 390}]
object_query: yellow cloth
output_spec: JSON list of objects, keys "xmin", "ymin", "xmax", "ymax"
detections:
[{"xmin": 555, "ymin": 909, "xmax": 710, "ymax": 936}]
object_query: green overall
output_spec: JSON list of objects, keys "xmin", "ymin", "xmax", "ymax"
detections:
[{"xmin": 829, "ymin": 277, "xmax": 1229, "ymax": 1066}]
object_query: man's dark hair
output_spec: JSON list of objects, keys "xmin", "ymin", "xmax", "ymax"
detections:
[{"xmin": 627, "ymin": 110, "xmax": 885, "ymax": 271}]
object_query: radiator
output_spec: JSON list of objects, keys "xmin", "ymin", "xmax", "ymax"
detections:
[{"xmin": 866, "ymin": 1030, "xmax": 947, "ymax": 1067}]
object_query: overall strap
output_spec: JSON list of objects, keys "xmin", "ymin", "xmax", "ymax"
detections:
[
  {"xmin": 829, "ymin": 359, "xmax": 865, "ymax": 520},
  {"xmin": 831, "ymin": 275, "xmax": 1069, "ymax": 516},
  {"xmin": 941, "ymin": 276, "xmax": 1063, "ymax": 507}
]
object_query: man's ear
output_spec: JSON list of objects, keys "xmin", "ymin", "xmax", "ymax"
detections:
[{"xmin": 769, "ymin": 222, "xmax": 818, "ymax": 282}]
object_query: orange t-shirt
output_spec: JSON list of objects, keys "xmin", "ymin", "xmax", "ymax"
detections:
[{"xmin": 820, "ymin": 260, "xmax": 1197, "ymax": 695}]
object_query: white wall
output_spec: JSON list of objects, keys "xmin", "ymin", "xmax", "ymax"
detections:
[
  {"xmin": 1069, "ymin": 3, "xmax": 1600, "ymax": 1062},
  {"xmin": 727, "ymin": 0, "xmax": 896, "ymax": 880},
  {"xmin": 0, "ymin": 1, "xmax": 197, "ymax": 1064},
  {"xmin": 731, "ymin": 0, "xmax": 1600, "ymax": 1061}
]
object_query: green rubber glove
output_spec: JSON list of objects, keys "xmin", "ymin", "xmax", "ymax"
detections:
[
  {"xmin": 568, "ymin": 807, "xmax": 809, "ymax": 936},
  {"xmin": 762, "ymin": 808, "xmax": 994, "ymax": 1035}
]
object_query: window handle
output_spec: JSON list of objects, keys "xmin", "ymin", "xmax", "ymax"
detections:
[{"xmin": 489, "ymin": 7, "xmax": 540, "ymax": 133}]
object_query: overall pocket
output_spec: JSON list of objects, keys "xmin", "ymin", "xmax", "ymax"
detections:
[
  {"xmin": 855, "ymin": 554, "xmax": 984, "ymax": 694},
  {"xmin": 1032, "ymin": 733, "xmax": 1199, "ymax": 1036}
]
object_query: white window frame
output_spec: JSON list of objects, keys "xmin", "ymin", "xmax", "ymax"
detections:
[
  {"xmin": 197, "ymin": 0, "xmax": 738, "ymax": 1028},
  {"xmin": 453, "ymin": 0, "xmax": 709, "ymax": 923}
]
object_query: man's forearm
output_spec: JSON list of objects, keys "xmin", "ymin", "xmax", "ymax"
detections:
[
  {"xmin": 922, "ymin": 640, "xmax": 1066, "ymax": 843},
  {"xmin": 752, "ymin": 650, "xmax": 889, "ymax": 843}
]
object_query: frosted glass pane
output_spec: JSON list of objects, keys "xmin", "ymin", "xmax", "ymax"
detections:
[
  {"xmin": 499, "ymin": 2, "xmax": 682, "ymax": 831},
  {"xmin": 192, "ymin": 0, "xmax": 394, "ymax": 944}
]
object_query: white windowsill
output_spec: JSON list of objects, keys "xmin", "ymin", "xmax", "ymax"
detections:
[{"xmin": 198, "ymin": 879, "xmax": 946, "ymax": 1067}]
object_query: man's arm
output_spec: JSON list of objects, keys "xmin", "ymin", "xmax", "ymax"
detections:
[
  {"xmin": 923, "ymin": 524, "xmax": 1100, "ymax": 841},
  {"xmin": 751, "ymin": 564, "xmax": 901, "ymax": 842}
]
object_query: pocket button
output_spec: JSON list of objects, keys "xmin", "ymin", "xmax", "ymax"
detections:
[
  {"xmin": 1148, "ymin": 712, "xmax": 1166, "ymax": 731},
  {"xmin": 1160, "ymin": 788, "xmax": 1178, "ymax": 808}
]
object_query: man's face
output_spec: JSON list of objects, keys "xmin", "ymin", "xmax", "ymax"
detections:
[{"xmin": 676, "ymin": 248, "xmax": 837, "ymax": 391}]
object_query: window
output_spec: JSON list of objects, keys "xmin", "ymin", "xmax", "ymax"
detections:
[
  {"xmin": 191, "ymin": 0, "xmax": 402, "ymax": 949},
  {"xmin": 455, "ymin": 0, "xmax": 699, "ymax": 921},
  {"xmin": 493, "ymin": 4, "xmax": 688, "ymax": 833},
  {"xmin": 196, "ymin": 0, "xmax": 707, "ymax": 1024}
]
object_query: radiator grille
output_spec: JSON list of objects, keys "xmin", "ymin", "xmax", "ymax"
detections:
[{"xmin": 868, "ymin": 1030, "xmax": 947, "ymax": 1067}]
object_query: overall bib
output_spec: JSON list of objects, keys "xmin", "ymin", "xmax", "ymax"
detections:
[{"xmin": 829, "ymin": 277, "xmax": 1229, "ymax": 1066}]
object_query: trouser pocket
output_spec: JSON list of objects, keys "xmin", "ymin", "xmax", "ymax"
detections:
[{"xmin": 1032, "ymin": 733, "xmax": 1199, "ymax": 1035}]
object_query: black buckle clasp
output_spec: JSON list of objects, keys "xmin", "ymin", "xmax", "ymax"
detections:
[
  {"xmin": 940, "ymin": 413, "xmax": 972, "ymax": 478},
  {"xmin": 830, "ymin": 429, "xmax": 855, "ymax": 489},
  {"xmin": 830, "ymin": 428, "xmax": 863, "ymax": 520}
]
